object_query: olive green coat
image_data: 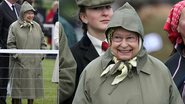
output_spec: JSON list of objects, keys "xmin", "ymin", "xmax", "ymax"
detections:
[
  {"xmin": 72, "ymin": 49, "xmax": 183, "ymax": 104},
  {"xmin": 7, "ymin": 1, "xmax": 47, "ymax": 99},
  {"xmin": 59, "ymin": 22, "xmax": 77, "ymax": 103}
]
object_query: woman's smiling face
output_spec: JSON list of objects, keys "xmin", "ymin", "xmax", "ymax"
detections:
[
  {"xmin": 23, "ymin": 10, "xmax": 34, "ymax": 22},
  {"xmin": 110, "ymin": 27, "xmax": 140, "ymax": 61}
]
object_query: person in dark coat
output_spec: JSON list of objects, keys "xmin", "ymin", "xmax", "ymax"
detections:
[
  {"xmin": 69, "ymin": 0, "xmax": 114, "ymax": 103},
  {"xmin": 0, "ymin": 0, "xmax": 20, "ymax": 104},
  {"xmin": 164, "ymin": 0, "xmax": 185, "ymax": 103}
]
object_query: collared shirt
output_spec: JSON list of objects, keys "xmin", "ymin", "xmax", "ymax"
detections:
[
  {"xmin": 5, "ymin": 0, "xmax": 14, "ymax": 10},
  {"xmin": 87, "ymin": 32, "xmax": 107, "ymax": 56},
  {"xmin": 5, "ymin": 0, "xmax": 19, "ymax": 19}
]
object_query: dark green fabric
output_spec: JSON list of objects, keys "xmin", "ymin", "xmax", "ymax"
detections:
[
  {"xmin": 19, "ymin": 1, "xmax": 35, "ymax": 20},
  {"xmin": 59, "ymin": 23, "xmax": 77, "ymax": 103},
  {"xmin": 105, "ymin": 2, "xmax": 144, "ymax": 40},
  {"xmin": 76, "ymin": 0, "xmax": 113, "ymax": 7}
]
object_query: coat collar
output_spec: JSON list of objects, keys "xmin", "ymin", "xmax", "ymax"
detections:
[{"xmin": 100, "ymin": 48, "xmax": 151, "ymax": 75}]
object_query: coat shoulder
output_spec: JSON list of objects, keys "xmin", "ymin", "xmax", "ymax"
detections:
[
  {"xmin": 147, "ymin": 55, "xmax": 170, "ymax": 74},
  {"xmin": 33, "ymin": 21, "xmax": 41, "ymax": 28},
  {"xmin": 148, "ymin": 55, "xmax": 165, "ymax": 65},
  {"xmin": 83, "ymin": 56, "xmax": 103, "ymax": 77},
  {"xmin": 9, "ymin": 21, "xmax": 20, "ymax": 29}
]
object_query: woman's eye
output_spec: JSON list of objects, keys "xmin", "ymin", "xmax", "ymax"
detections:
[
  {"xmin": 126, "ymin": 36, "xmax": 137, "ymax": 42},
  {"xmin": 105, "ymin": 6, "xmax": 111, "ymax": 9},
  {"xmin": 93, "ymin": 7, "xmax": 99, "ymax": 10},
  {"xmin": 127, "ymin": 37, "xmax": 134, "ymax": 39},
  {"xmin": 115, "ymin": 36, "xmax": 121, "ymax": 39},
  {"xmin": 92, "ymin": 7, "xmax": 101, "ymax": 10}
]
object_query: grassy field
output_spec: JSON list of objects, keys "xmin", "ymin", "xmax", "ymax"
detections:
[{"xmin": 7, "ymin": 58, "xmax": 58, "ymax": 104}]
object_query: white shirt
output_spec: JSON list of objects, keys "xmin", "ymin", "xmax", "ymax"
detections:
[
  {"xmin": 87, "ymin": 32, "xmax": 107, "ymax": 56},
  {"xmin": 5, "ymin": 0, "xmax": 19, "ymax": 19},
  {"xmin": 54, "ymin": 21, "xmax": 59, "ymax": 49},
  {"xmin": 5, "ymin": 0, "xmax": 14, "ymax": 10}
]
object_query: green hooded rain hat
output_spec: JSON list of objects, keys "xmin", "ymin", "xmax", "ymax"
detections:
[
  {"xmin": 105, "ymin": 2, "xmax": 144, "ymax": 42},
  {"xmin": 19, "ymin": 1, "xmax": 36, "ymax": 20}
]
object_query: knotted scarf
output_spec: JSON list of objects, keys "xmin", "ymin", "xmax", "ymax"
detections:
[
  {"xmin": 101, "ymin": 57, "xmax": 137, "ymax": 85},
  {"xmin": 20, "ymin": 21, "xmax": 34, "ymax": 32},
  {"xmin": 163, "ymin": 0, "xmax": 185, "ymax": 45}
]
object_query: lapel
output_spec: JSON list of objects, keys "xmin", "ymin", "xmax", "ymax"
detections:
[
  {"xmin": 93, "ymin": 49, "xmax": 116, "ymax": 94},
  {"xmin": 136, "ymin": 48, "xmax": 151, "ymax": 74},
  {"xmin": 2, "ymin": 1, "xmax": 19, "ymax": 20},
  {"xmin": 101, "ymin": 49, "xmax": 113, "ymax": 71},
  {"xmin": 80, "ymin": 35, "xmax": 99, "ymax": 62},
  {"xmin": 14, "ymin": 3, "xmax": 21, "ymax": 16}
]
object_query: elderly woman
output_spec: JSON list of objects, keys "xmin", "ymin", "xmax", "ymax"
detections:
[
  {"xmin": 164, "ymin": 0, "xmax": 185, "ymax": 103},
  {"xmin": 72, "ymin": 2, "xmax": 183, "ymax": 104},
  {"xmin": 7, "ymin": 1, "xmax": 47, "ymax": 104}
]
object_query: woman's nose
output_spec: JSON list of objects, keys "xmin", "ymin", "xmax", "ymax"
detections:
[{"xmin": 120, "ymin": 39, "xmax": 129, "ymax": 47}]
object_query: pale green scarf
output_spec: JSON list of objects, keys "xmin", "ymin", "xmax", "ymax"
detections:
[
  {"xmin": 20, "ymin": 21, "xmax": 34, "ymax": 32},
  {"xmin": 101, "ymin": 56, "xmax": 137, "ymax": 85}
]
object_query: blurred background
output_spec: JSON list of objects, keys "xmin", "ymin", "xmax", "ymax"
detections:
[{"xmin": 59, "ymin": 0, "xmax": 182, "ymax": 62}]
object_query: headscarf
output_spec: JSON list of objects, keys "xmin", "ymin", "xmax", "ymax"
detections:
[
  {"xmin": 163, "ymin": 0, "xmax": 185, "ymax": 46},
  {"xmin": 101, "ymin": 56, "xmax": 137, "ymax": 85}
]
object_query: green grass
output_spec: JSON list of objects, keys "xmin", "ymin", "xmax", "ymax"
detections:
[{"xmin": 7, "ymin": 58, "xmax": 58, "ymax": 104}]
